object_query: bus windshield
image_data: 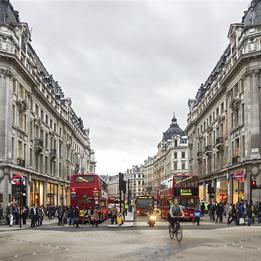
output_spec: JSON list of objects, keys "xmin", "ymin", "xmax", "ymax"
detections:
[
  {"xmin": 137, "ymin": 198, "xmax": 154, "ymax": 209},
  {"xmin": 174, "ymin": 176, "xmax": 198, "ymax": 187},
  {"xmin": 75, "ymin": 176, "xmax": 94, "ymax": 183},
  {"xmin": 174, "ymin": 198, "xmax": 200, "ymax": 210}
]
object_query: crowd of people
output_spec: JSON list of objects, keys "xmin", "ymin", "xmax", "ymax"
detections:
[
  {"xmin": 0, "ymin": 203, "xmax": 103, "ymax": 228},
  {"xmin": 199, "ymin": 200, "xmax": 261, "ymax": 226}
]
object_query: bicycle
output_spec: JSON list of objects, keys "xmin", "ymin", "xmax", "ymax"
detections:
[{"xmin": 169, "ymin": 216, "xmax": 183, "ymax": 242}]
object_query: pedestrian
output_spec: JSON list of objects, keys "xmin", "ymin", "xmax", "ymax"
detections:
[
  {"xmin": 193, "ymin": 205, "xmax": 201, "ymax": 225},
  {"xmin": 83, "ymin": 206, "xmax": 90, "ymax": 225},
  {"xmin": 207, "ymin": 202, "xmax": 212, "ymax": 220},
  {"xmin": 224, "ymin": 202, "xmax": 230, "ymax": 217},
  {"xmin": 48, "ymin": 205, "xmax": 52, "ymax": 220},
  {"xmin": 74, "ymin": 205, "xmax": 80, "ymax": 228},
  {"xmin": 247, "ymin": 204, "xmax": 253, "ymax": 226},
  {"xmin": 216, "ymin": 203, "xmax": 222, "ymax": 223},
  {"xmin": 22, "ymin": 206, "xmax": 27, "ymax": 225},
  {"xmin": 111, "ymin": 204, "xmax": 117, "ymax": 224},
  {"xmin": 63, "ymin": 207, "xmax": 68, "ymax": 226},
  {"xmin": 36, "ymin": 207, "xmax": 40, "ymax": 226},
  {"xmin": 57, "ymin": 206, "xmax": 63, "ymax": 226},
  {"xmin": 90, "ymin": 206, "xmax": 94, "ymax": 226},
  {"xmin": 67, "ymin": 206, "xmax": 74, "ymax": 226},
  {"xmin": 15, "ymin": 204, "xmax": 19, "ymax": 225},
  {"xmin": 258, "ymin": 202, "xmax": 261, "ymax": 223},
  {"xmin": 200, "ymin": 202, "xmax": 205, "ymax": 217},
  {"xmin": 93, "ymin": 205, "xmax": 100, "ymax": 227},
  {"xmin": 7, "ymin": 203, "xmax": 14, "ymax": 227},
  {"xmin": 0, "ymin": 204, "xmax": 3, "ymax": 220},
  {"xmin": 211, "ymin": 203, "xmax": 216, "ymax": 221},
  {"xmin": 228, "ymin": 204, "xmax": 237, "ymax": 225},
  {"xmin": 30, "ymin": 204, "xmax": 36, "ymax": 227},
  {"xmin": 124, "ymin": 203, "xmax": 129, "ymax": 216},
  {"xmin": 39, "ymin": 206, "xmax": 44, "ymax": 225},
  {"xmin": 238, "ymin": 202, "xmax": 245, "ymax": 225}
]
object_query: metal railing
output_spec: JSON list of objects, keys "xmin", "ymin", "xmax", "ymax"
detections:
[
  {"xmin": 232, "ymin": 156, "xmax": 240, "ymax": 164},
  {"xmin": 34, "ymin": 138, "xmax": 43, "ymax": 147},
  {"xmin": 197, "ymin": 152, "xmax": 203, "ymax": 157},
  {"xmin": 17, "ymin": 158, "xmax": 25, "ymax": 167},
  {"xmin": 216, "ymin": 137, "xmax": 224, "ymax": 145}
]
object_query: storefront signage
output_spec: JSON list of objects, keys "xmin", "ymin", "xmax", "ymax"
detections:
[
  {"xmin": 12, "ymin": 175, "xmax": 24, "ymax": 185},
  {"xmin": 234, "ymin": 172, "xmax": 244, "ymax": 182}
]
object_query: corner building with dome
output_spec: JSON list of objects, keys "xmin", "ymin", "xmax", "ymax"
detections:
[{"xmin": 142, "ymin": 115, "xmax": 188, "ymax": 197}]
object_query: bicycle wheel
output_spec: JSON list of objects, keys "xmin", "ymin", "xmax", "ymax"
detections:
[
  {"xmin": 169, "ymin": 225, "xmax": 174, "ymax": 239},
  {"xmin": 176, "ymin": 224, "xmax": 183, "ymax": 242}
]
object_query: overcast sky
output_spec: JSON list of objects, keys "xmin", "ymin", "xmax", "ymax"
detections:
[{"xmin": 12, "ymin": 0, "xmax": 249, "ymax": 175}]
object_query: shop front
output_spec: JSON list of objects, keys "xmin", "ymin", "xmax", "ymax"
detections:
[
  {"xmin": 216, "ymin": 177, "xmax": 228, "ymax": 203},
  {"xmin": 232, "ymin": 174, "xmax": 244, "ymax": 204},
  {"xmin": 30, "ymin": 180, "xmax": 44, "ymax": 206},
  {"xmin": 47, "ymin": 183, "xmax": 58, "ymax": 206},
  {"xmin": 199, "ymin": 184, "xmax": 203, "ymax": 201}
]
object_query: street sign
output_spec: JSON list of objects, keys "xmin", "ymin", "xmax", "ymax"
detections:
[
  {"xmin": 12, "ymin": 175, "xmax": 24, "ymax": 185},
  {"xmin": 117, "ymin": 213, "xmax": 122, "ymax": 225},
  {"xmin": 234, "ymin": 172, "xmax": 244, "ymax": 182},
  {"xmin": 252, "ymin": 184, "xmax": 261, "ymax": 189}
]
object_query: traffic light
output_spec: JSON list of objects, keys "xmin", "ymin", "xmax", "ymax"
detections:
[
  {"xmin": 251, "ymin": 180, "xmax": 257, "ymax": 189},
  {"xmin": 119, "ymin": 172, "xmax": 124, "ymax": 191},
  {"xmin": 23, "ymin": 185, "xmax": 26, "ymax": 194},
  {"xmin": 207, "ymin": 183, "xmax": 211, "ymax": 194},
  {"xmin": 209, "ymin": 187, "xmax": 215, "ymax": 194}
]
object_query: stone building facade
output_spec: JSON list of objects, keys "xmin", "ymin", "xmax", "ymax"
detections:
[
  {"xmin": 0, "ymin": 1, "xmax": 96, "ymax": 208},
  {"xmin": 143, "ymin": 115, "xmax": 188, "ymax": 197},
  {"xmin": 185, "ymin": 0, "xmax": 261, "ymax": 204}
]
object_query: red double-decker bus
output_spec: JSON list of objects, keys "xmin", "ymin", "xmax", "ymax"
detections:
[
  {"xmin": 70, "ymin": 174, "xmax": 108, "ymax": 222},
  {"xmin": 136, "ymin": 195, "xmax": 154, "ymax": 215},
  {"xmin": 159, "ymin": 175, "xmax": 199, "ymax": 220}
]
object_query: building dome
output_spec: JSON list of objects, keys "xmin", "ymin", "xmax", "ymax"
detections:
[
  {"xmin": 162, "ymin": 114, "xmax": 185, "ymax": 141},
  {"xmin": 242, "ymin": 0, "xmax": 261, "ymax": 27}
]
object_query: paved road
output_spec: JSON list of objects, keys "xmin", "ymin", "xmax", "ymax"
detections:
[{"xmin": 0, "ymin": 214, "xmax": 260, "ymax": 261}]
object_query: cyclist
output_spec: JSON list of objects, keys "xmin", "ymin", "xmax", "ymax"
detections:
[{"xmin": 169, "ymin": 198, "xmax": 184, "ymax": 231}]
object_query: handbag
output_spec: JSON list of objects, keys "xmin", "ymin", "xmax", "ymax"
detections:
[{"xmin": 239, "ymin": 218, "xmax": 244, "ymax": 225}]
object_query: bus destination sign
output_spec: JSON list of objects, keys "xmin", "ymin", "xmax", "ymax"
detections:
[
  {"xmin": 138, "ymin": 196, "xmax": 153, "ymax": 199},
  {"xmin": 174, "ymin": 188, "xmax": 198, "ymax": 197}
]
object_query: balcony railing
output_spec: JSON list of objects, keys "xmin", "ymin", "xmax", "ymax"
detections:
[
  {"xmin": 34, "ymin": 138, "xmax": 43, "ymax": 153},
  {"xmin": 216, "ymin": 137, "xmax": 224, "ymax": 145},
  {"xmin": 232, "ymin": 156, "xmax": 240, "ymax": 164},
  {"xmin": 205, "ymin": 145, "xmax": 212, "ymax": 152},
  {"xmin": 197, "ymin": 152, "xmax": 203, "ymax": 157},
  {"xmin": 50, "ymin": 149, "xmax": 56, "ymax": 160},
  {"xmin": 17, "ymin": 158, "xmax": 25, "ymax": 167}
]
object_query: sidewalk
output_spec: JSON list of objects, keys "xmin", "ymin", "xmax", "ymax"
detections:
[
  {"xmin": 107, "ymin": 209, "xmax": 135, "ymax": 228},
  {"xmin": 200, "ymin": 214, "xmax": 261, "ymax": 226},
  {"xmin": 0, "ymin": 217, "xmax": 57, "ymax": 232}
]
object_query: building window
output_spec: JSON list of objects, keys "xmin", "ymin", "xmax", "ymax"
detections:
[
  {"xmin": 45, "ymin": 115, "xmax": 48, "ymax": 125},
  {"xmin": 17, "ymin": 140, "xmax": 23, "ymax": 159},
  {"xmin": 18, "ymin": 84, "xmax": 23, "ymax": 99},
  {"xmin": 13, "ymin": 80, "xmax": 16, "ymax": 93},
  {"xmin": 174, "ymin": 152, "xmax": 177, "ymax": 159},
  {"xmin": 59, "ymin": 127, "xmax": 62, "ymax": 136},
  {"xmin": 182, "ymin": 152, "xmax": 185, "ymax": 158},
  {"xmin": 174, "ymin": 162, "xmax": 177, "ymax": 170},
  {"xmin": 221, "ymin": 102, "xmax": 224, "ymax": 112},
  {"xmin": 12, "ymin": 105, "xmax": 15, "ymax": 125},
  {"xmin": 174, "ymin": 140, "xmax": 177, "ymax": 147},
  {"xmin": 50, "ymin": 119, "xmax": 52, "ymax": 129},
  {"xmin": 182, "ymin": 163, "xmax": 185, "ymax": 170},
  {"xmin": 18, "ymin": 110, "xmax": 23, "ymax": 128},
  {"xmin": 242, "ymin": 104, "xmax": 244, "ymax": 124},
  {"xmin": 235, "ymin": 109, "xmax": 239, "ymax": 126},
  {"xmin": 45, "ymin": 134, "xmax": 48, "ymax": 148}
]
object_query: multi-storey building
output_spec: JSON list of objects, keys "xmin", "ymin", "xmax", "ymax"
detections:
[
  {"xmin": 105, "ymin": 174, "xmax": 120, "ymax": 199},
  {"xmin": 0, "ymin": 1, "xmax": 96, "ymax": 208},
  {"xmin": 185, "ymin": 0, "xmax": 261, "ymax": 203},
  {"xmin": 143, "ymin": 115, "xmax": 188, "ymax": 196},
  {"xmin": 126, "ymin": 165, "xmax": 144, "ymax": 203}
]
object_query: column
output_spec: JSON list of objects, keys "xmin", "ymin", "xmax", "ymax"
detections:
[
  {"xmin": 57, "ymin": 183, "xmax": 61, "ymax": 205},
  {"xmin": 227, "ymin": 171, "xmax": 232, "ymax": 203},
  {"xmin": 26, "ymin": 174, "xmax": 31, "ymax": 207},
  {"xmin": 203, "ymin": 180, "xmax": 206, "ymax": 201},
  {"xmin": 43, "ymin": 181, "xmax": 48, "ymax": 206}
]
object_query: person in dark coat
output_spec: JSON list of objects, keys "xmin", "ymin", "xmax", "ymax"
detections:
[
  {"xmin": 30, "ymin": 205, "xmax": 36, "ymax": 227},
  {"xmin": 247, "ymin": 204, "xmax": 253, "ymax": 226},
  {"xmin": 66, "ymin": 206, "xmax": 74, "ymax": 226},
  {"xmin": 200, "ymin": 203, "xmax": 205, "ymax": 217},
  {"xmin": 74, "ymin": 205, "xmax": 80, "ymax": 228},
  {"xmin": 228, "ymin": 204, "xmax": 237, "ymax": 225},
  {"xmin": 215, "ymin": 203, "xmax": 222, "ymax": 223}
]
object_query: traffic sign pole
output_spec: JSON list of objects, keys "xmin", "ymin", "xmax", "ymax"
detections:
[{"xmin": 20, "ymin": 177, "xmax": 22, "ymax": 229}]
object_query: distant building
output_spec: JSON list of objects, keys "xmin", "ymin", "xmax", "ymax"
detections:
[
  {"xmin": 0, "ymin": 1, "xmax": 96, "ymax": 208},
  {"xmin": 143, "ymin": 115, "xmax": 188, "ymax": 197},
  {"xmin": 126, "ymin": 165, "xmax": 144, "ymax": 203}
]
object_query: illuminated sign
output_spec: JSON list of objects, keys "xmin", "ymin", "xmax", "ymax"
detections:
[
  {"xmin": 82, "ymin": 194, "xmax": 87, "ymax": 198},
  {"xmin": 77, "ymin": 199, "xmax": 92, "ymax": 204},
  {"xmin": 233, "ymin": 172, "xmax": 244, "ymax": 182},
  {"xmin": 93, "ymin": 191, "xmax": 99, "ymax": 197},
  {"xmin": 138, "ymin": 196, "xmax": 153, "ymax": 199},
  {"xmin": 180, "ymin": 189, "xmax": 192, "ymax": 196},
  {"xmin": 174, "ymin": 188, "xmax": 198, "ymax": 197}
]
